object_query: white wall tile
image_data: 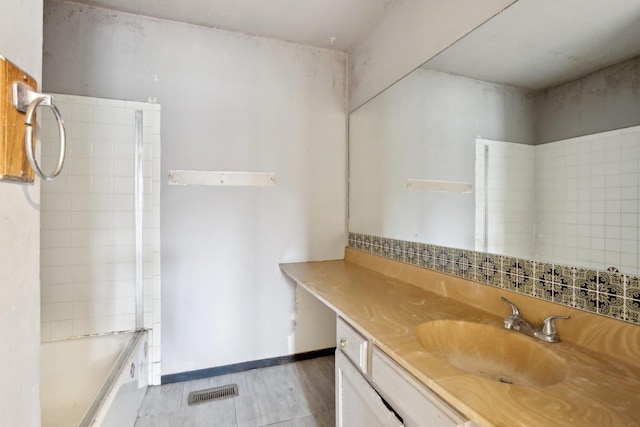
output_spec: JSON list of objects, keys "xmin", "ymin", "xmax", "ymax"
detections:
[
  {"xmin": 114, "ymin": 280, "xmax": 135, "ymax": 298},
  {"xmin": 113, "ymin": 160, "xmax": 134, "ymax": 177},
  {"xmin": 46, "ymin": 193, "xmax": 72, "ymax": 211},
  {"xmin": 71, "ymin": 230, "xmax": 91, "ymax": 247},
  {"xmin": 41, "ymin": 323, "xmax": 52, "ymax": 341},
  {"xmin": 50, "ymin": 302, "xmax": 74, "ymax": 321},
  {"xmin": 46, "ymin": 212, "xmax": 70, "ymax": 230},
  {"xmin": 71, "ymin": 266, "xmax": 90, "ymax": 283},
  {"xmin": 72, "ymin": 319, "xmax": 92, "ymax": 336},
  {"xmin": 114, "ymin": 195, "xmax": 134, "ymax": 211},
  {"xmin": 114, "ymin": 125, "xmax": 134, "ymax": 142},
  {"xmin": 72, "ymin": 104, "xmax": 93, "ymax": 122},
  {"xmin": 93, "ymin": 105, "xmax": 115, "ymax": 124},
  {"xmin": 49, "ymin": 266, "xmax": 72, "ymax": 285},
  {"xmin": 46, "ymin": 174, "xmax": 71, "ymax": 194},
  {"xmin": 93, "ymin": 123, "xmax": 115, "ymax": 141},
  {"xmin": 71, "ymin": 177, "xmax": 92, "ymax": 193},
  {"xmin": 51, "ymin": 320, "xmax": 73, "ymax": 339},
  {"xmin": 114, "ymin": 108, "xmax": 134, "ymax": 125},
  {"xmin": 69, "ymin": 122, "xmax": 92, "ymax": 140},
  {"xmin": 71, "ymin": 194, "xmax": 92, "ymax": 211},
  {"xmin": 49, "ymin": 284, "xmax": 75, "ymax": 303},
  {"xmin": 113, "ymin": 143, "xmax": 133, "ymax": 159},
  {"xmin": 91, "ymin": 157, "xmax": 113, "ymax": 177},
  {"xmin": 66, "ymin": 139, "xmax": 91, "ymax": 159},
  {"xmin": 91, "ymin": 176, "xmax": 113, "ymax": 193},
  {"xmin": 113, "ymin": 177, "xmax": 133, "ymax": 194}
]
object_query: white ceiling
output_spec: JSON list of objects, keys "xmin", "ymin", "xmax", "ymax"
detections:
[
  {"xmin": 425, "ymin": 0, "xmax": 640, "ymax": 90},
  {"xmin": 65, "ymin": 0, "xmax": 400, "ymax": 51}
]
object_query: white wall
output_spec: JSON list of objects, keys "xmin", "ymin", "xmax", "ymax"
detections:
[
  {"xmin": 43, "ymin": 1, "xmax": 346, "ymax": 376},
  {"xmin": 348, "ymin": 0, "xmax": 516, "ymax": 111},
  {"xmin": 535, "ymin": 56, "xmax": 640, "ymax": 143},
  {"xmin": 0, "ymin": 0, "xmax": 43, "ymax": 425},
  {"xmin": 349, "ymin": 69, "xmax": 533, "ymax": 250}
]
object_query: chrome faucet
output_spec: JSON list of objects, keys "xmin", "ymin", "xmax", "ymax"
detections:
[{"xmin": 501, "ymin": 297, "xmax": 570, "ymax": 343}]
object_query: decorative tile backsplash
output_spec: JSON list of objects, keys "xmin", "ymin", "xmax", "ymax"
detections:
[{"xmin": 348, "ymin": 232, "xmax": 640, "ymax": 325}]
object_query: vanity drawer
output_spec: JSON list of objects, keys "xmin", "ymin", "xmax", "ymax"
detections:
[
  {"xmin": 371, "ymin": 349, "xmax": 472, "ymax": 427},
  {"xmin": 337, "ymin": 317, "xmax": 368, "ymax": 374}
]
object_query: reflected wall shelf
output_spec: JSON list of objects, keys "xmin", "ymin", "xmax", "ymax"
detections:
[{"xmin": 168, "ymin": 170, "xmax": 277, "ymax": 187}]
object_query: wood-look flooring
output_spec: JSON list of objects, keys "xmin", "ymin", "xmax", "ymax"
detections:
[{"xmin": 135, "ymin": 355, "xmax": 335, "ymax": 427}]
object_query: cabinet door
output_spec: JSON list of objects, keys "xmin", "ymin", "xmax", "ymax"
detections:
[{"xmin": 336, "ymin": 350, "xmax": 403, "ymax": 427}]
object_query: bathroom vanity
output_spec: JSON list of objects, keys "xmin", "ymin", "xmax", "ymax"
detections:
[
  {"xmin": 280, "ymin": 249, "xmax": 640, "ymax": 426},
  {"xmin": 335, "ymin": 316, "xmax": 470, "ymax": 426}
]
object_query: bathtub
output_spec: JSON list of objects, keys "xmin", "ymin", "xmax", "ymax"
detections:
[{"xmin": 40, "ymin": 331, "xmax": 148, "ymax": 427}]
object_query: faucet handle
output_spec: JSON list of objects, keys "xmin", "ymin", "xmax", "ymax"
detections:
[
  {"xmin": 541, "ymin": 315, "xmax": 570, "ymax": 336},
  {"xmin": 501, "ymin": 296, "xmax": 521, "ymax": 316}
]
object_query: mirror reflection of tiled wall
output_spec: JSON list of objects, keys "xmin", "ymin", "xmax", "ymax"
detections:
[
  {"xmin": 536, "ymin": 126, "xmax": 640, "ymax": 274},
  {"xmin": 476, "ymin": 125, "xmax": 640, "ymax": 276}
]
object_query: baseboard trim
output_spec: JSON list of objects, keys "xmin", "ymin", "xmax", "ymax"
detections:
[{"xmin": 161, "ymin": 347, "xmax": 336, "ymax": 384}]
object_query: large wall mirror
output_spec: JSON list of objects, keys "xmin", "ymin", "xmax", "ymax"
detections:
[{"xmin": 349, "ymin": 0, "xmax": 640, "ymax": 275}]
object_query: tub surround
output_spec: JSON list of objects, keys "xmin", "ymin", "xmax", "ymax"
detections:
[
  {"xmin": 280, "ymin": 249, "xmax": 640, "ymax": 426},
  {"xmin": 40, "ymin": 94, "xmax": 162, "ymax": 385}
]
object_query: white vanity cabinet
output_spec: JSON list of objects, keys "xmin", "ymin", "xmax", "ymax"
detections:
[
  {"xmin": 336, "ymin": 350, "xmax": 404, "ymax": 427},
  {"xmin": 336, "ymin": 316, "xmax": 475, "ymax": 427},
  {"xmin": 336, "ymin": 318, "xmax": 403, "ymax": 427}
]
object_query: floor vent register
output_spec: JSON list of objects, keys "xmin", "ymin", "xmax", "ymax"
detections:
[{"xmin": 187, "ymin": 384, "xmax": 239, "ymax": 405}]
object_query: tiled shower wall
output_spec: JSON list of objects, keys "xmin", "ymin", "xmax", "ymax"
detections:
[
  {"xmin": 474, "ymin": 126, "xmax": 640, "ymax": 276},
  {"xmin": 40, "ymin": 94, "xmax": 162, "ymax": 384},
  {"xmin": 536, "ymin": 126, "xmax": 640, "ymax": 274}
]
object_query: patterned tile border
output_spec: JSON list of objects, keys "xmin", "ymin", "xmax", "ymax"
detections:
[{"xmin": 348, "ymin": 233, "xmax": 640, "ymax": 325}]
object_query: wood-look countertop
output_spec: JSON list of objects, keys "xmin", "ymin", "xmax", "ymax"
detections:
[{"xmin": 280, "ymin": 251, "xmax": 640, "ymax": 427}]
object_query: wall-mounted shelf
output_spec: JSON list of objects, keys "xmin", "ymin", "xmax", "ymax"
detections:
[
  {"xmin": 168, "ymin": 170, "xmax": 277, "ymax": 187},
  {"xmin": 407, "ymin": 179, "xmax": 471, "ymax": 193}
]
